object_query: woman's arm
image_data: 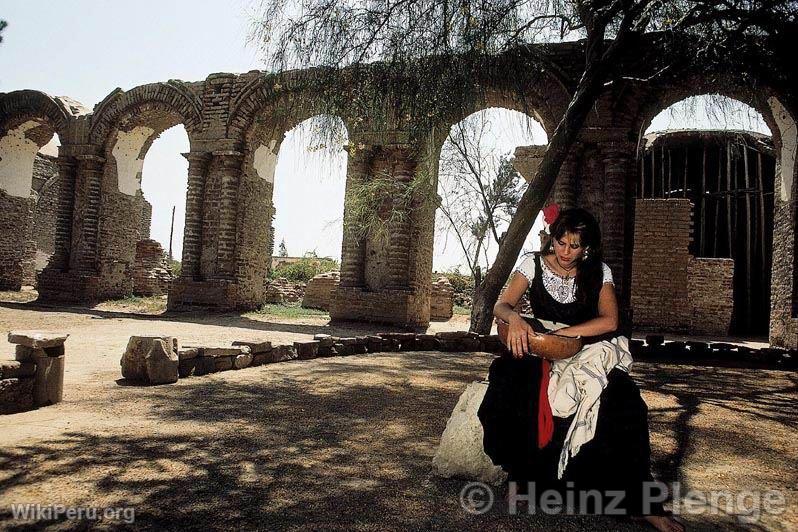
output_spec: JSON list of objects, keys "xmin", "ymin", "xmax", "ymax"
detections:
[
  {"xmin": 555, "ymin": 283, "xmax": 619, "ymax": 338},
  {"xmin": 494, "ymin": 272, "xmax": 539, "ymax": 359}
]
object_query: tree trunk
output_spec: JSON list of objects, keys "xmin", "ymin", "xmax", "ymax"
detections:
[{"xmin": 469, "ymin": 42, "xmax": 616, "ymax": 334}]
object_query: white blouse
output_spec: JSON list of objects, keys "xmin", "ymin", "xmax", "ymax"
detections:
[{"xmin": 514, "ymin": 253, "xmax": 614, "ymax": 304}]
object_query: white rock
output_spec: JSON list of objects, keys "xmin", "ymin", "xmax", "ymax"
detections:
[{"xmin": 432, "ymin": 381, "xmax": 507, "ymax": 486}]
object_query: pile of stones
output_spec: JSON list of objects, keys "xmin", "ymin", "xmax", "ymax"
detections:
[
  {"xmin": 120, "ymin": 331, "xmax": 507, "ymax": 385},
  {"xmin": 1, "ymin": 331, "xmax": 68, "ymax": 414}
]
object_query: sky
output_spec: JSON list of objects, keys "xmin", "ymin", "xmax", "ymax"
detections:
[{"xmin": 1, "ymin": 1, "xmax": 772, "ymax": 274}]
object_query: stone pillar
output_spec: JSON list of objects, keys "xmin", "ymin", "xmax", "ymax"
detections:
[
  {"xmin": 213, "ymin": 150, "xmax": 243, "ymax": 279},
  {"xmin": 48, "ymin": 156, "xmax": 77, "ymax": 271},
  {"xmin": 72, "ymin": 155, "xmax": 105, "ymax": 273},
  {"xmin": 7, "ymin": 331, "xmax": 69, "ymax": 409},
  {"xmin": 599, "ymin": 142, "xmax": 637, "ymax": 328},
  {"xmin": 383, "ymin": 145, "xmax": 417, "ymax": 289},
  {"xmin": 339, "ymin": 146, "xmax": 374, "ymax": 288},
  {"xmin": 180, "ymin": 151, "xmax": 211, "ymax": 281}
]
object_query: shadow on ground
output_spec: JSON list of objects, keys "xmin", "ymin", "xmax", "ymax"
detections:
[{"xmin": 0, "ymin": 352, "xmax": 794, "ymax": 530}]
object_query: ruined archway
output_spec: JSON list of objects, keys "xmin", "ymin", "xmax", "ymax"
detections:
[
  {"xmin": 432, "ymin": 107, "xmax": 548, "ymax": 319},
  {"xmin": 0, "ymin": 90, "xmax": 87, "ymax": 291},
  {"xmin": 84, "ymin": 83, "xmax": 202, "ymax": 301},
  {"xmin": 626, "ymin": 86, "xmax": 797, "ymax": 345}
]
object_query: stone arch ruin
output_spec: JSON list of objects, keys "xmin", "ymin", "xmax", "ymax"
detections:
[{"xmin": 1, "ymin": 38, "xmax": 795, "ymax": 348}]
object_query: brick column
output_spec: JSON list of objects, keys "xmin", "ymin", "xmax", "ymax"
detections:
[
  {"xmin": 48, "ymin": 156, "xmax": 77, "ymax": 271},
  {"xmin": 552, "ymin": 143, "xmax": 583, "ymax": 209},
  {"xmin": 383, "ymin": 145, "xmax": 417, "ymax": 289},
  {"xmin": 180, "ymin": 151, "xmax": 211, "ymax": 280},
  {"xmin": 339, "ymin": 146, "xmax": 374, "ymax": 287},
  {"xmin": 212, "ymin": 150, "xmax": 243, "ymax": 279},
  {"xmin": 72, "ymin": 155, "xmax": 105, "ymax": 273},
  {"xmin": 599, "ymin": 142, "xmax": 637, "ymax": 327}
]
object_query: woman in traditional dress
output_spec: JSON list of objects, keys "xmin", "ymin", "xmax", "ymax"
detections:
[{"xmin": 477, "ymin": 207, "xmax": 683, "ymax": 532}]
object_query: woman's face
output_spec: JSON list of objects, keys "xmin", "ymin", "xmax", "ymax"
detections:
[{"xmin": 552, "ymin": 231, "xmax": 584, "ymax": 268}]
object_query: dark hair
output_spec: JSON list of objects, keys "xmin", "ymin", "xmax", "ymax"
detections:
[{"xmin": 541, "ymin": 208, "xmax": 603, "ymax": 303}]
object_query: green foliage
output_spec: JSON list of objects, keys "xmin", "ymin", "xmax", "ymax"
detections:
[
  {"xmin": 435, "ymin": 269, "xmax": 475, "ymax": 293},
  {"xmin": 250, "ymin": 303, "xmax": 329, "ymax": 319},
  {"xmin": 269, "ymin": 256, "xmax": 340, "ymax": 282},
  {"xmin": 168, "ymin": 259, "xmax": 181, "ymax": 278}
]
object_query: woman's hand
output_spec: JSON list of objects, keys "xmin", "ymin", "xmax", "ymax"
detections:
[{"xmin": 507, "ymin": 313, "xmax": 539, "ymax": 359}]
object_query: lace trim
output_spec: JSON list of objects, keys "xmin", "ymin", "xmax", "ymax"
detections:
[{"xmin": 539, "ymin": 258, "xmax": 578, "ymax": 304}]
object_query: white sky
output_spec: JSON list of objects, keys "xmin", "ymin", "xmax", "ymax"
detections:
[{"xmin": 0, "ymin": 1, "xmax": 772, "ymax": 274}]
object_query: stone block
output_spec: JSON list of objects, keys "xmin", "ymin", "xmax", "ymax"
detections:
[
  {"xmin": 8, "ymin": 331, "xmax": 69, "ymax": 349},
  {"xmin": 435, "ymin": 331, "xmax": 470, "ymax": 340},
  {"xmin": 365, "ymin": 335, "xmax": 384, "ymax": 353},
  {"xmin": 313, "ymin": 334, "xmax": 335, "ymax": 348},
  {"xmin": 294, "ymin": 341, "xmax": 319, "ymax": 360},
  {"xmin": 214, "ymin": 357, "xmax": 234, "ymax": 372},
  {"xmin": 33, "ymin": 354, "xmax": 65, "ymax": 405},
  {"xmin": 645, "ymin": 334, "xmax": 665, "ymax": 346},
  {"xmin": 317, "ymin": 345, "xmax": 337, "ymax": 357},
  {"xmin": 15, "ymin": 345, "xmax": 44, "ymax": 362},
  {"xmin": 178, "ymin": 358, "xmax": 199, "ymax": 378},
  {"xmin": 333, "ymin": 342, "xmax": 352, "ymax": 356},
  {"xmin": 0, "ymin": 360, "xmax": 36, "ymax": 379},
  {"xmin": 145, "ymin": 341, "xmax": 179, "ymax": 385},
  {"xmin": 478, "ymin": 335, "xmax": 503, "ymax": 353},
  {"xmin": 178, "ymin": 347, "xmax": 200, "ymax": 360},
  {"xmin": 414, "ymin": 334, "xmax": 441, "ymax": 351},
  {"xmin": 0, "ymin": 377, "xmax": 35, "ymax": 414},
  {"xmin": 194, "ymin": 357, "xmax": 217, "ymax": 376},
  {"xmin": 232, "ymin": 340, "xmax": 273, "ymax": 354},
  {"xmin": 121, "ymin": 336, "xmax": 178, "ymax": 382},
  {"xmin": 233, "ymin": 353, "xmax": 253, "ymax": 369},
  {"xmin": 204, "ymin": 346, "xmax": 251, "ymax": 358},
  {"xmin": 269, "ymin": 345, "xmax": 298, "ymax": 363}
]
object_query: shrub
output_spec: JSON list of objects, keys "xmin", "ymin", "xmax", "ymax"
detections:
[{"xmin": 269, "ymin": 257, "xmax": 340, "ymax": 283}]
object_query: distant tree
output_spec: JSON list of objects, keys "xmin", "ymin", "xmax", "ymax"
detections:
[
  {"xmin": 278, "ymin": 238, "xmax": 288, "ymax": 257},
  {"xmin": 0, "ymin": 20, "xmax": 7, "ymax": 44},
  {"xmin": 437, "ymin": 112, "xmax": 524, "ymax": 289}
]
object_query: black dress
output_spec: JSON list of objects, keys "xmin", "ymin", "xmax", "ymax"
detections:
[{"xmin": 477, "ymin": 253, "xmax": 665, "ymax": 516}]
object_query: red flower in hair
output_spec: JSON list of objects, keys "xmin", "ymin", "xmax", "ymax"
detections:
[{"xmin": 542, "ymin": 203, "xmax": 560, "ymax": 225}]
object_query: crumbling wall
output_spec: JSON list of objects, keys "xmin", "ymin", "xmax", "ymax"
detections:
[
  {"xmin": 302, "ymin": 271, "xmax": 340, "ymax": 310},
  {"xmin": 430, "ymin": 276, "xmax": 454, "ymax": 320},
  {"xmin": 632, "ymin": 198, "xmax": 735, "ymax": 335},
  {"xmin": 133, "ymin": 239, "xmax": 173, "ymax": 296}
]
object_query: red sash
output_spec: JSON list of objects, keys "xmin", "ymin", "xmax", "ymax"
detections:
[{"xmin": 538, "ymin": 358, "xmax": 554, "ymax": 448}]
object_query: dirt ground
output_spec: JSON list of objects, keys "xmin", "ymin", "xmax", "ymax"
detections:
[{"xmin": 0, "ymin": 300, "xmax": 795, "ymax": 531}]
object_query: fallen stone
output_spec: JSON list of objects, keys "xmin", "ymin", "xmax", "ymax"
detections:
[
  {"xmin": 294, "ymin": 341, "xmax": 319, "ymax": 360},
  {"xmin": 334, "ymin": 342, "xmax": 353, "ymax": 356},
  {"xmin": 269, "ymin": 345, "xmax": 297, "ymax": 363},
  {"xmin": 15, "ymin": 346, "xmax": 45, "ymax": 362},
  {"xmin": 214, "ymin": 357, "xmax": 234, "ymax": 372},
  {"xmin": 194, "ymin": 357, "xmax": 217, "ymax": 376},
  {"xmin": 435, "ymin": 331, "xmax": 470, "ymax": 340},
  {"xmin": 365, "ymin": 335, "xmax": 384, "ymax": 353},
  {"xmin": 414, "ymin": 334, "xmax": 441, "ymax": 351},
  {"xmin": 0, "ymin": 377, "xmax": 35, "ymax": 415},
  {"xmin": 178, "ymin": 358, "xmax": 199, "ymax": 378},
  {"xmin": 203, "ymin": 346, "xmax": 251, "ymax": 358},
  {"xmin": 313, "ymin": 334, "xmax": 335, "ymax": 348},
  {"xmin": 145, "ymin": 340, "xmax": 179, "ymax": 385},
  {"xmin": 121, "ymin": 336, "xmax": 178, "ymax": 382},
  {"xmin": 33, "ymin": 355, "xmax": 65, "ymax": 406},
  {"xmin": 8, "ymin": 331, "xmax": 69, "ymax": 349},
  {"xmin": 251, "ymin": 353, "xmax": 268, "ymax": 366},
  {"xmin": 0, "ymin": 360, "xmax": 36, "ymax": 379},
  {"xmin": 645, "ymin": 334, "xmax": 665, "ymax": 346},
  {"xmin": 478, "ymin": 335, "xmax": 503, "ymax": 353},
  {"xmin": 178, "ymin": 347, "xmax": 200, "ymax": 361},
  {"xmin": 232, "ymin": 341, "xmax": 273, "ymax": 354},
  {"xmin": 233, "ymin": 353, "xmax": 253, "ymax": 369},
  {"xmin": 433, "ymin": 380, "xmax": 507, "ymax": 485}
]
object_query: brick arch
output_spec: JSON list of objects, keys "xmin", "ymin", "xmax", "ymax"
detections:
[
  {"xmin": 88, "ymin": 81, "xmax": 203, "ymax": 145},
  {"xmin": 0, "ymin": 90, "xmax": 85, "ymax": 140},
  {"xmin": 228, "ymin": 72, "xmax": 358, "ymax": 148},
  {"xmin": 614, "ymin": 74, "xmax": 780, "ymax": 148}
]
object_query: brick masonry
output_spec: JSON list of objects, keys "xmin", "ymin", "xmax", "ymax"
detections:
[{"xmin": 0, "ymin": 39, "xmax": 794, "ymax": 347}]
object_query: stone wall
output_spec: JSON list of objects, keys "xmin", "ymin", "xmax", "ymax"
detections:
[
  {"xmin": 687, "ymin": 258, "xmax": 735, "ymax": 335},
  {"xmin": 631, "ymin": 199, "xmax": 735, "ymax": 335},
  {"xmin": 430, "ymin": 276, "xmax": 454, "ymax": 320},
  {"xmin": 302, "ymin": 271, "xmax": 340, "ymax": 310},
  {"xmin": 140, "ymin": 198, "xmax": 152, "ymax": 240},
  {"xmin": 133, "ymin": 239, "xmax": 173, "ymax": 296}
]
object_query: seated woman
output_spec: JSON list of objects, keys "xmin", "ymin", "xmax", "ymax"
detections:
[{"xmin": 477, "ymin": 208, "xmax": 683, "ymax": 532}]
